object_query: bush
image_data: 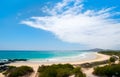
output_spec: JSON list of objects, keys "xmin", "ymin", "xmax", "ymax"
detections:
[
  {"xmin": 73, "ymin": 67, "xmax": 86, "ymax": 77},
  {"xmin": 38, "ymin": 64, "xmax": 86, "ymax": 77},
  {"xmin": 57, "ymin": 68, "xmax": 72, "ymax": 77},
  {"xmin": 93, "ymin": 64, "xmax": 120, "ymax": 77},
  {"xmin": 3, "ymin": 66, "xmax": 16, "ymax": 75},
  {"xmin": 3, "ymin": 66, "xmax": 34, "ymax": 77},
  {"xmin": 109, "ymin": 57, "xmax": 116, "ymax": 63}
]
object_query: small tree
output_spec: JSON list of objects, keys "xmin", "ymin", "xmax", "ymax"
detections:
[{"xmin": 109, "ymin": 57, "xmax": 116, "ymax": 64}]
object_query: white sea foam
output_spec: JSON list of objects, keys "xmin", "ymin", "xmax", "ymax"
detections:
[{"xmin": 29, "ymin": 52, "xmax": 97, "ymax": 63}]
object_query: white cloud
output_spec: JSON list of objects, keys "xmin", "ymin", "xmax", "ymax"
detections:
[{"xmin": 21, "ymin": 0, "xmax": 120, "ymax": 49}]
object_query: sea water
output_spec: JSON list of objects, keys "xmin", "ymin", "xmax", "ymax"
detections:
[{"xmin": 0, "ymin": 50, "xmax": 96, "ymax": 62}]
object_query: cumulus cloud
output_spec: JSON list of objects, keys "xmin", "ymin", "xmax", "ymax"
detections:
[{"xmin": 21, "ymin": 0, "xmax": 120, "ymax": 49}]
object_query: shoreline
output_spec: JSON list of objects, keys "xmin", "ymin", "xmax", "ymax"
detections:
[
  {"xmin": 0, "ymin": 52, "xmax": 110, "ymax": 77},
  {"xmin": 28, "ymin": 52, "xmax": 97, "ymax": 63},
  {"xmin": 8, "ymin": 52, "xmax": 110, "ymax": 65}
]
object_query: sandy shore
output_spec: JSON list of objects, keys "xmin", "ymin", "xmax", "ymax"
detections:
[
  {"xmin": 0, "ymin": 73, "xmax": 4, "ymax": 77},
  {"xmin": 0, "ymin": 52, "xmax": 110, "ymax": 77}
]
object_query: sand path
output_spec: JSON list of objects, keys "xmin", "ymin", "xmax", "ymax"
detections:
[
  {"xmin": 0, "ymin": 73, "xmax": 4, "ymax": 77},
  {"xmin": 82, "ymin": 68, "xmax": 97, "ymax": 77}
]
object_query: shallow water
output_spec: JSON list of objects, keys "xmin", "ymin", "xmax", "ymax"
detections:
[{"xmin": 0, "ymin": 50, "xmax": 96, "ymax": 62}]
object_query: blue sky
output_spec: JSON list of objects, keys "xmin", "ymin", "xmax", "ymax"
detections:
[{"xmin": 0, "ymin": 0, "xmax": 120, "ymax": 50}]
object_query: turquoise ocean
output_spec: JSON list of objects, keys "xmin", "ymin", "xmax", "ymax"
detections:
[{"xmin": 0, "ymin": 50, "xmax": 96, "ymax": 62}]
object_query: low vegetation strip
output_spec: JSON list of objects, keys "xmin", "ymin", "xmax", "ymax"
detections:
[
  {"xmin": 92, "ymin": 50, "xmax": 120, "ymax": 77},
  {"xmin": 99, "ymin": 50, "xmax": 120, "ymax": 57},
  {"xmin": 38, "ymin": 64, "xmax": 86, "ymax": 77},
  {"xmin": 80, "ymin": 60, "xmax": 109, "ymax": 68},
  {"xmin": 3, "ymin": 66, "xmax": 34, "ymax": 77},
  {"xmin": 93, "ymin": 64, "xmax": 120, "ymax": 77}
]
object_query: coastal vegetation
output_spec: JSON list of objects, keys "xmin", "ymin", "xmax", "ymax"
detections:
[
  {"xmin": 38, "ymin": 64, "xmax": 86, "ymax": 77},
  {"xmin": 99, "ymin": 50, "xmax": 120, "ymax": 57},
  {"xmin": 80, "ymin": 60, "xmax": 109, "ymax": 68},
  {"xmin": 99, "ymin": 50, "xmax": 120, "ymax": 63},
  {"xmin": 3, "ymin": 66, "xmax": 34, "ymax": 77},
  {"xmin": 92, "ymin": 50, "xmax": 120, "ymax": 77},
  {"xmin": 109, "ymin": 56, "xmax": 116, "ymax": 63},
  {"xmin": 93, "ymin": 64, "xmax": 120, "ymax": 77},
  {"xmin": 0, "ymin": 65, "xmax": 9, "ymax": 73}
]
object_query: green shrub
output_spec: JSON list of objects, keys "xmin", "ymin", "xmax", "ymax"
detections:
[
  {"xmin": 3, "ymin": 66, "xmax": 16, "ymax": 75},
  {"xmin": 38, "ymin": 64, "xmax": 86, "ymax": 77},
  {"xmin": 109, "ymin": 57, "xmax": 116, "ymax": 63},
  {"xmin": 73, "ymin": 67, "xmax": 86, "ymax": 77},
  {"xmin": 3, "ymin": 66, "xmax": 33, "ymax": 77},
  {"xmin": 57, "ymin": 68, "xmax": 72, "ymax": 77},
  {"xmin": 93, "ymin": 64, "xmax": 120, "ymax": 77}
]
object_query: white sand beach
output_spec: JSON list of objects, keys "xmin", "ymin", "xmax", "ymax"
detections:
[
  {"xmin": 0, "ymin": 73, "xmax": 4, "ymax": 77},
  {"xmin": 0, "ymin": 52, "xmax": 110, "ymax": 77}
]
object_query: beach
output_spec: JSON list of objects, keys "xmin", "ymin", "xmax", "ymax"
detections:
[{"xmin": 0, "ymin": 52, "xmax": 110, "ymax": 77}]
